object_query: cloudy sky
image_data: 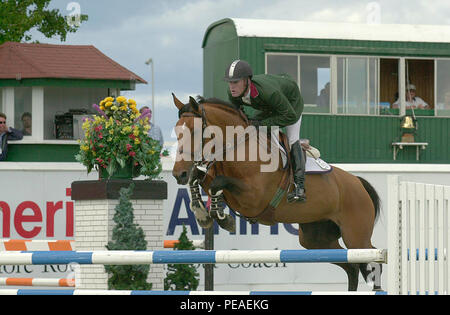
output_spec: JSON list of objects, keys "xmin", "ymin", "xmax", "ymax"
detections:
[{"xmin": 33, "ymin": 0, "xmax": 450, "ymax": 142}]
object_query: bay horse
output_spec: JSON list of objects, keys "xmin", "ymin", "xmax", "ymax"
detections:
[{"xmin": 171, "ymin": 94, "xmax": 382, "ymax": 291}]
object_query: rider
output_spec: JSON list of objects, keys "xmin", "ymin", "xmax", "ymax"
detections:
[{"xmin": 224, "ymin": 60, "xmax": 306, "ymax": 203}]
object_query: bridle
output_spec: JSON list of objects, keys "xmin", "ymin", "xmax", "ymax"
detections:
[{"xmin": 178, "ymin": 102, "xmax": 253, "ymax": 185}]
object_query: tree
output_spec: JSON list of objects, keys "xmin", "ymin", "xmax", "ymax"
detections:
[
  {"xmin": 0, "ymin": 0, "xmax": 88, "ymax": 45},
  {"xmin": 164, "ymin": 225, "xmax": 200, "ymax": 291},
  {"xmin": 105, "ymin": 183, "xmax": 152, "ymax": 290}
]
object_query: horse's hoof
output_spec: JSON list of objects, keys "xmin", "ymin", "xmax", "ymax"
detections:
[
  {"xmin": 210, "ymin": 211, "xmax": 236, "ymax": 233},
  {"xmin": 196, "ymin": 217, "xmax": 213, "ymax": 229},
  {"xmin": 217, "ymin": 216, "xmax": 236, "ymax": 233}
]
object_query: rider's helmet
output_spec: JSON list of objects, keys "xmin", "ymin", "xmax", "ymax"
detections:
[{"xmin": 224, "ymin": 60, "xmax": 253, "ymax": 82}]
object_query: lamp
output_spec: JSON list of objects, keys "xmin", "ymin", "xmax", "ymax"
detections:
[{"xmin": 400, "ymin": 115, "xmax": 417, "ymax": 143}]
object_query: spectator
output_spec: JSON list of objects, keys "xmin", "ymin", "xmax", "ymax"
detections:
[
  {"xmin": 139, "ymin": 106, "xmax": 164, "ymax": 147},
  {"xmin": 393, "ymin": 84, "xmax": 429, "ymax": 109},
  {"xmin": 21, "ymin": 112, "xmax": 32, "ymax": 136},
  {"xmin": 0, "ymin": 112, "xmax": 23, "ymax": 161},
  {"xmin": 316, "ymin": 82, "xmax": 330, "ymax": 108}
]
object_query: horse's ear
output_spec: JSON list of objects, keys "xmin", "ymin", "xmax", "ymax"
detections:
[
  {"xmin": 189, "ymin": 96, "xmax": 200, "ymax": 112},
  {"xmin": 172, "ymin": 93, "xmax": 185, "ymax": 111}
]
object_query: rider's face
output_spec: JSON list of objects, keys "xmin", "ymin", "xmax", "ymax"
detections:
[{"xmin": 228, "ymin": 79, "xmax": 248, "ymax": 98}]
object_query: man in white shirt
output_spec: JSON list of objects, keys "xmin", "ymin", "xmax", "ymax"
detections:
[{"xmin": 393, "ymin": 84, "xmax": 429, "ymax": 109}]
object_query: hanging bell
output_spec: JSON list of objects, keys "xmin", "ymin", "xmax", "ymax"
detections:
[{"xmin": 401, "ymin": 116, "xmax": 415, "ymax": 129}]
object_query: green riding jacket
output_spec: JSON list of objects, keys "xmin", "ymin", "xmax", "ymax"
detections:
[{"xmin": 228, "ymin": 74, "xmax": 304, "ymax": 127}]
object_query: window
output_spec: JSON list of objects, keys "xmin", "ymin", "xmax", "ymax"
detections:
[
  {"xmin": 266, "ymin": 54, "xmax": 331, "ymax": 113},
  {"xmin": 44, "ymin": 87, "xmax": 107, "ymax": 140},
  {"xmin": 379, "ymin": 58, "xmax": 399, "ymax": 115},
  {"xmin": 337, "ymin": 57, "xmax": 378, "ymax": 115},
  {"xmin": 14, "ymin": 87, "xmax": 32, "ymax": 135},
  {"xmin": 266, "ymin": 54, "xmax": 298, "ymax": 83},
  {"xmin": 404, "ymin": 59, "xmax": 434, "ymax": 112},
  {"xmin": 436, "ymin": 59, "xmax": 450, "ymax": 116},
  {"xmin": 300, "ymin": 56, "xmax": 330, "ymax": 114}
]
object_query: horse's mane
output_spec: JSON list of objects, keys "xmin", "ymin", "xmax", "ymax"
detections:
[
  {"xmin": 196, "ymin": 96, "xmax": 241, "ymax": 112},
  {"xmin": 178, "ymin": 95, "xmax": 244, "ymax": 122}
]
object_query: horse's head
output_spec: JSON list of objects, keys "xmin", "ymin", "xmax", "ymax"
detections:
[
  {"xmin": 172, "ymin": 93, "xmax": 203, "ymax": 185},
  {"xmin": 172, "ymin": 93, "xmax": 249, "ymax": 185}
]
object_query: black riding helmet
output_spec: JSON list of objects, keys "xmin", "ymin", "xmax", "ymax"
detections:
[{"xmin": 224, "ymin": 60, "xmax": 253, "ymax": 82}]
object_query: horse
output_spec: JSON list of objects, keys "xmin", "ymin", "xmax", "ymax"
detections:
[{"xmin": 171, "ymin": 94, "xmax": 382, "ymax": 291}]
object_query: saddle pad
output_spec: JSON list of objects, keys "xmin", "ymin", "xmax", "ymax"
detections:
[{"xmin": 305, "ymin": 156, "xmax": 332, "ymax": 174}]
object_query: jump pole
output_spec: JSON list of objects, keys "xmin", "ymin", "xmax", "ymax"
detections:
[{"xmin": 0, "ymin": 249, "xmax": 387, "ymax": 265}]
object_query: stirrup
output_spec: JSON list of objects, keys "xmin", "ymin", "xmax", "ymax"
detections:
[{"xmin": 287, "ymin": 184, "xmax": 306, "ymax": 203}]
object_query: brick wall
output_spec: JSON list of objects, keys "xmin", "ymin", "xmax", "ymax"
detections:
[{"xmin": 71, "ymin": 180, "xmax": 167, "ymax": 290}]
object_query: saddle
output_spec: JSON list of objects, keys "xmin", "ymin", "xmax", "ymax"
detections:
[{"xmin": 246, "ymin": 132, "xmax": 332, "ymax": 224}]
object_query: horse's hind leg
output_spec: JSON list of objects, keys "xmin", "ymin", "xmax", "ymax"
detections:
[
  {"xmin": 338, "ymin": 210, "xmax": 382, "ymax": 291},
  {"xmin": 298, "ymin": 221, "xmax": 360, "ymax": 291}
]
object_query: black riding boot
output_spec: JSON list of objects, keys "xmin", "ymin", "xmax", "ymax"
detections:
[{"xmin": 287, "ymin": 141, "xmax": 306, "ymax": 203}]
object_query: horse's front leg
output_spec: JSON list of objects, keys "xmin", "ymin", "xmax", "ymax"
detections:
[
  {"xmin": 189, "ymin": 174, "xmax": 213, "ymax": 229},
  {"xmin": 207, "ymin": 175, "xmax": 246, "ymax": 233},
  {"xmin": 209, "ymin": 189, "xmax": 236, "ymax": 233}
]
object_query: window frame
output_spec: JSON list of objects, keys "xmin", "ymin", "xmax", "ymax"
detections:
[{"xmin": 265, "ymin": 52, "xmax": 449, "ymax": 117}]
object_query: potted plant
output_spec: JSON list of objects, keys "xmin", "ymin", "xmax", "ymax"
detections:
[{"xmin": 76, "ymin": 96, "xmax": 162, "ymax": 179}]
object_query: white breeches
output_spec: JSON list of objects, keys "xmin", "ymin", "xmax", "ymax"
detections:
[{"xmin": 286, "ymin": 115, "xmax": 302, "ymax": 147}]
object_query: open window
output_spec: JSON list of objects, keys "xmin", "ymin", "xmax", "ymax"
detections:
[
  {"xmin": 379, "ymin": 58, "xmax": 399, "ymax": 115},
  {"xmin": 404, "ymin": 59, "xmax": 434, "ymax": 114}
]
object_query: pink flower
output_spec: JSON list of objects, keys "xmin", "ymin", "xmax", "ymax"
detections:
[
  {"xmin": 129, "ymin": 151, "xmax": 136, "ymax": 157},
  {"xmin": 126, "ymin": 144, "xmax": 133, "ymax": 151}
]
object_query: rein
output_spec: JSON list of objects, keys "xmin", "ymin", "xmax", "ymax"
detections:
[
  {"xmin": 179, "ymin": 102, "xmax": 290, "ymax": 223},
  {"xmin": 180, "ymin": 103, "xmax": 252, "ymax": 185}
]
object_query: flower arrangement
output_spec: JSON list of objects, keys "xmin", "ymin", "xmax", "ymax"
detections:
[{"xmin": 75, "ymin": 96, "xmax": 162, "ymax": 179}]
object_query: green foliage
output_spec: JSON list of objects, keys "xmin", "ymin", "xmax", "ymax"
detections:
[
  {"xmin": 0, "ymin": 0, "xmax": 88, "ymax": 44},
  {"xmin": 164, "ymin": 225, "xmax": 200, "ymax": 291},
  {"xmin": 75, "ymin": 97, "xmax": 162, "ymax": 179},
  {"xmin": 105, "ymin": 183, "xmax": 152, "ymax": 290}
]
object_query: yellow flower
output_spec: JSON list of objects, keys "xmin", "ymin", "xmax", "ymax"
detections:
[
  {"xmin": 128, "ymin": 99, "xmax": 137, "ymax": 106},
  {"xmin": 100, "ymin": 105, "xmax": 105, "ymax": 111},
  {"xmin": 100, "ymin": 100, "xmax": 106, "ymax": 106},
  {"xmin": 120, "ymin": 105, "xmax": 128, "ymax": 111},
  {"xmin": 105, "ymin": 97, "xmax": 114, "ymax": 102},
  {"xmin": 133, "ymin": 129, "xmax": 140, "ymax": 137},
  {"xmin": 81, "ymin": 145, "xmax": 89, "ymax": 152},
  {"xmin": 121, "ymin": 126, "xmax": 132, "ymax": 134},
  {"xmin": 105, "ymin": 101, "xmax": 113, "ymax": 108},
  {"xmin": 111, "ymin": 106, "xmax": 119, "ymax": 111},
  {"xmin": 109, "ymin": 129, "xmax": 114, "ymax": 135},
  {"xmin": 134, "ymin": 138, "xmax": 140, "ymax": 145},
  {"xmin": 116, "ymin": 96, "xmax": 127, "ymax": 103},
  {"xmin": 107, "ymin": 137, "xmax": 113, "ymax": 142},
  {"xmin": 82, "ymin": 120, "xmax": 91, "ymax": 130}
]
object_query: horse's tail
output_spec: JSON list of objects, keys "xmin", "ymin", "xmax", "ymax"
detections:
[{"xmin": 357, "ymin": 176, "xmax": 381, "ymax": 223}]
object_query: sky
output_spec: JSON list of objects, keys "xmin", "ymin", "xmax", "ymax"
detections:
[{"xmin": 31, "ymin": 0, "xmax": 450, "ymax": 143}]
